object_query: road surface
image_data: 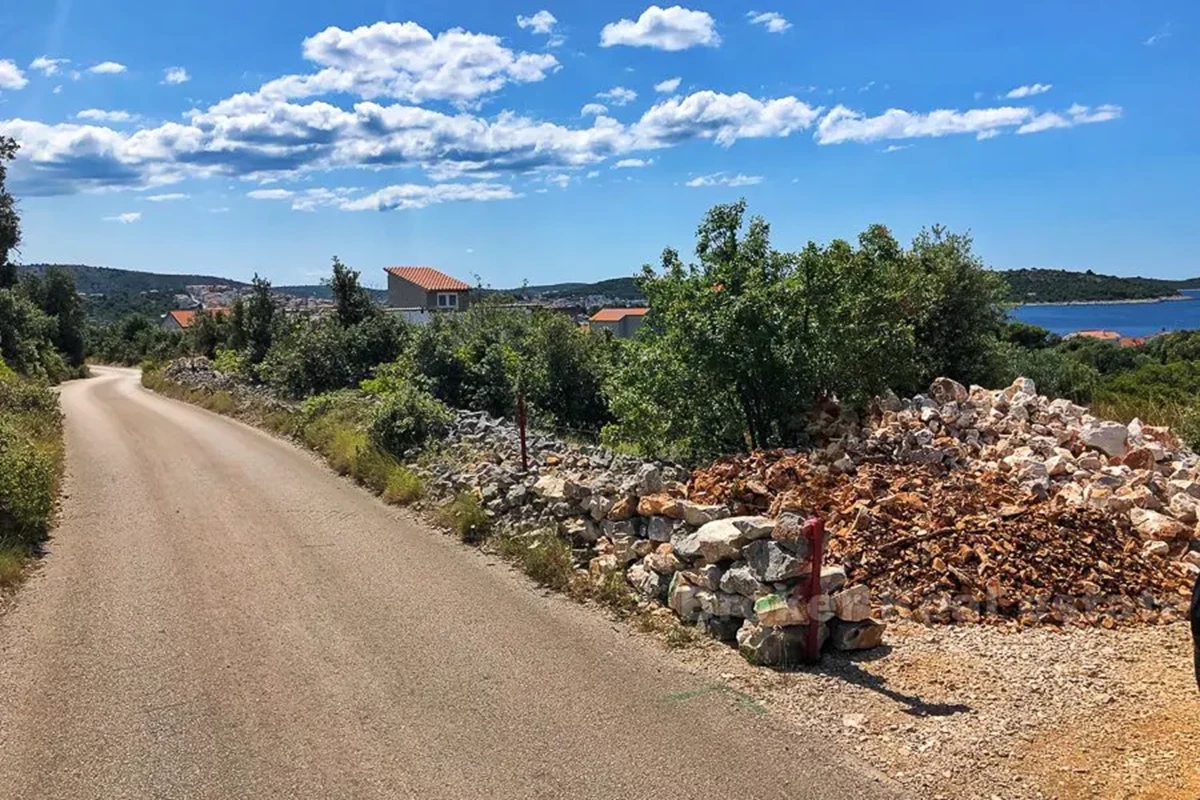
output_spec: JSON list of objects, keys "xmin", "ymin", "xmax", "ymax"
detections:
[{"xmin": 0, "ymin": 367, "xmax": 894, "ymax": 799}]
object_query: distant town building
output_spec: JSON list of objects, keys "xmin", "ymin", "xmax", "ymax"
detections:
[
  {"xmin": 160, "ymin": 307, "xmax": 229, "ymax": 331},
  {"xmin": 161, "ymin": 309, "xmax": 198, "ymax": 330},
  {"xmin": 589, "ymin": 307, "xmax": 648, "ymax": 339},
  {"xmin": 384, "ymin": 266, "xmax": 471, "ymax": 313}
]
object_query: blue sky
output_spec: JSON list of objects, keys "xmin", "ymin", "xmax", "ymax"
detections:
[{"xmin": 0, "ymin": 1, "xmax": 1196, "ymax": 288}]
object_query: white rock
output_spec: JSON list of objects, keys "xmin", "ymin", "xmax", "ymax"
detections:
[{"xmin": 1080, "ymin": 421, "xmax": 1129, "ymax": 458}]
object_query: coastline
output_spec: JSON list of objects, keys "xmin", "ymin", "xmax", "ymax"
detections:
[{"xmin": 1015, "ymin": 294, "xmax": 1194, "ymax": 308}]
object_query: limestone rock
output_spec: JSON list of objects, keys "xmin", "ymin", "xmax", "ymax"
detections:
[
  {"xmin": 1130, "ymin": 508, "xmax": 1189, "ymax": 540},
  {"xmin": 829, "ymin": 619, "xmax": 886, "ymax": 651},
  {"xmin": 744, "ymin": 539, "xmax": 807, "ymax": 582},
  {"xmin": 831, "ymin": 584, "xmax": 872, "ymax": 622},
  {"xmin": 753, "ymin": 593, "xmax": 810, "ymax": 627},
  {"xmin": 1080, "ymin": 421, "xmax": 1129, "ymax": 458}
]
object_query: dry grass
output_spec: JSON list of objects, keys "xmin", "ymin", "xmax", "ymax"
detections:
[
  {"xmin": 0, "ymin": 546, "xmax": 29, "ymax": 590},
  {"xmin": 496, "ymin": 531, "xmax": 576, "ymax": 591},
  {"xmin": 435, "ymin": 492, "xmax": 491, "ymax": 543},
  {"xmin": 382, "ymin": 467, "xmax": 424, "ymax": 505}
]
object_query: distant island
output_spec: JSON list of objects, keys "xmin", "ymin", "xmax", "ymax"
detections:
[
  {"xmin": 1000, "ymin": 268, "xmax": 1200, "ymax": 305},
  {"xmin": 19, "ymin": 263, "xmax": 1200, "ymax": 321}
]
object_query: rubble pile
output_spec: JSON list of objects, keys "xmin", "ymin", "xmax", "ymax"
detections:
[{"xmin": 691, "ymin": 376, "xmax": 1200, "ymax": 628}]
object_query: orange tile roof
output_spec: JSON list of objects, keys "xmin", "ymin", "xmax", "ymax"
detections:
[
  {"xmin": 590, "ymin": 307, "xmax": 649, "ymax": 322},
  {"xmin": 167, "ymin": 309, "xmax": 197, "ymax": 328},
  {"xmin": 1073, "ymin": 329, "xmax": 1121, "ymax": 340},
  {"xmin": 384, "ymin": 266, "xmax": 471, "ymax": 292}
]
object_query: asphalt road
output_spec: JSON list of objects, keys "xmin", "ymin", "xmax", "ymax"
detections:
[{"xmin": 0, "ymin": 367, "xmax": 894, "ymax": 799}]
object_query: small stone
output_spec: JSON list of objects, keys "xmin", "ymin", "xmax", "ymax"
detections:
[
  {"xmin": 831, "ymin": 584, "xmax": 872, "ymax": 622},
  {"xmin": 829, "ymin": 618, "xmax": 886, "ymax": 651}
]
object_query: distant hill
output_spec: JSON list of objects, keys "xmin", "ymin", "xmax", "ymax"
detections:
[
  {"xmin": 507, "ymin": 276, "xmax": 644, "ymax": 301},
  {"xmin": 16, "ymin": 264, "xmax": 385, "ymax": 323},
  {"xmin": 1000, "ymin": 268, "xmax": 1200, "ymax": 304}
]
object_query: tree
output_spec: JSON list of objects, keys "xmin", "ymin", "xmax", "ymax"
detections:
[
  {"xmin": 907, "ymin": 225, "xmax": 1009, "ymax": 388},
  {"xmin": 328, "ymin": 257, "xmax": 375, "ymax": 327},
  {"xmin": 0, "ymin": 136, "xmax": 19, "ymax": 290},
  {"xmin": 243, "ymin": 274, "xmax": 276, "ymax": 364}
]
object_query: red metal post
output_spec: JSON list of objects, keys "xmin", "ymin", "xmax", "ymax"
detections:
[
  {"xmin": 802, "ymin": 517, "xmax": 826, "ymax": 664},
  {"xmin": 517, "ymin": 391, "xmax": 528, "ymax": 472}
]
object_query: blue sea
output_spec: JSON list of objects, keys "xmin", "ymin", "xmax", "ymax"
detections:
[{"xmin": 1010, "ymin": 290, "xmax": 1200, "ymax": 338}]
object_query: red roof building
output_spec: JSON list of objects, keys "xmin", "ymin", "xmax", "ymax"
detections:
[
  {"xmin": 589, "ymin": 307, "xmax": 649, "ymax": 338},
  {"xmin": 383, "ymin": 266, "xmax": 472, "ymax": 312}
]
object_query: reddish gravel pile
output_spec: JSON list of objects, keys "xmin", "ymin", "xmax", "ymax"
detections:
[{"xmin": 688, "ymin": 450, "xmax": 1195, "ymax": 627}]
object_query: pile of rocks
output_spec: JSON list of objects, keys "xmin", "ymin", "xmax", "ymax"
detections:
[
  {"xmin": 690, "ymin": 376, "xmax": 1200, "ymax": 627},
  {"xmin": 415, "ymin": 411, "xmax": 886, "ymax": 665},
  {"xmin": 161, "ymin": 357, "xmax": 284, "ymax": 407}
]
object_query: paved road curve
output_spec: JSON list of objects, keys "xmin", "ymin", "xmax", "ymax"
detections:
[{"xmin": 0, "ymin": 367, "xmax": 894, "ymax": 799}]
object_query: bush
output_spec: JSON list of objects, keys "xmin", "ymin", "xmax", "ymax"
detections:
[
  {"xmin": 436, "ymin": 492, "xmax": 490, "ymax": 543},
  {"xmin": 0, "ymin": 366, "xmax": 62, "ymax": 551},
  {"xmin": 367, "ymin": 378, "xmax": 451, "ymax": 459}
]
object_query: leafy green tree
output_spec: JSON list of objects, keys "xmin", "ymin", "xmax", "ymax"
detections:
[
  {"xmin": 328, "ymin": 256, "xmax": 376, "ymax": 327},
  {"xmin": 907, "ymin": 225, "xmax": 1010, "ymax": 389},
  {"xmin": 243, "ymin": 274, "xmax": 276, "ymax": 364},
  {"xmin": 0, "ymin": 136, "xmax": 19, "ymax": 290}
]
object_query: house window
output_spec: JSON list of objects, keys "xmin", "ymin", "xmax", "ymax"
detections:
[{"xmin": 437, "ymin": 292, "xmax": 459, "ymax": 308}]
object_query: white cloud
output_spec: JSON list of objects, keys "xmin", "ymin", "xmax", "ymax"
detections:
[
  {"xmin": 52, "ymin": 85, "xmax": 62, "ymax": 95},
  {"xmin": 859, "ymin": 81, "xmax": 876, "ymax": 93},
  {"xmin": 654, "ymin": 77, "xmax": 682, "ymax": 94},
  {"xmin": 76, "ymin": 109, "xmax": 136, "ymax": 123},
  {"xmin": 29, "ymin": 56, "xmax": 69, "ymax": 77},
  {"xmin": 162, "ymin": 67, "xmax": 190, "ymax": 85},
  {"xmin": 341, "ymin": 181, "xmax": 520, "ymax": 211},
  {"xmin": 209, "ymin": 207, "xmax": 230, "ymax": 213},
  {"xmin": 247, "ymin": 188, "xmax": 294, "ymax": 200},
  {"xmin": 516, "ymin": 10, "xmax": 557, "ymax": 35},
  {"xmin": 1017, "ymin": 103, "xmax": 1122, "ymax": 134},
  {"xmin": 272, "ymin": 21, "xmax": 560, "ymax": 108},
  {"xmin": 0, "ymin": 60, "xmax": 28, "ymax": 90},
  {"xmin": 685, "ymin": 172, "xmax": 763, "ymax": 187},
  {"xmin": 597, "ymin": 86, "xmax": 637, "ymax": 106},
  {"xmin": 882, "ymin": 144, "xmax": 911, "ymax": 152},
  {"xmin": 600, "ymin": 5, "xmax": 720, "ymax": 51},
  {"xmin": 635, "ymin": 90, "xmax": 821, "ymax": 147},
  {"xmin": 613, "ymin": 158, "xmax": 652, "ymax": 168},
  {"xmin": 585, "ymin": 170, "xmax": 600, "ymax": 178},
  {"xmin": 87, "ymin": 62, "xmax": 127, "ymax": 75},
  {"xmin": 145, "ymin": 192, "xmax": 189, "ymax": 201},
  {"xmin": 1144, "ymin": 24, "xmax": 1174, "ymax": 46},
  {"xmin": 104, "ymin": 212, "xmax": 141, "ymax": 223},
  {"xmin": 580, "ymin": 102, "xmax": 609, "ymax": 116},
  {"xmin": 1004, "ymin": 83, "xmax": 1052, "ymax": 99},
  {"xmin": 747, "ymin": 11, "xmax": 792, "ymax": 33},
  {"xmin": 544, "ymin": 173, "xmax": 571, "ymax": 189},
  {"xmin": 816, "ymin": 104, "xmax": 1033, "ymax": 144}
]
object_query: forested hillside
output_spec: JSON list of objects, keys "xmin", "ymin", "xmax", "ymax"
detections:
[{"xmin": 1001, "ymin": 268, "xmax": 1200, "ymax": 303}]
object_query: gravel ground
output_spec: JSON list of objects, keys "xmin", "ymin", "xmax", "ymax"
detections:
[{"xmin": 641, "ymin": 617, "xmax": 1199, "ymax": 799}]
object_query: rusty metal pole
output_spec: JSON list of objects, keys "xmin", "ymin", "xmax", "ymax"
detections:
[
  {"xmin": 517, "ymin": 390, "xmax": 528, "ymax": 472},
  {"xmin": 802, "ymin": 517, "xmax": 826, "ymax": 664}
]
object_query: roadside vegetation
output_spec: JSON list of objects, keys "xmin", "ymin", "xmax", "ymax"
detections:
[
  {"xmin": 1, "ymin": 136, "xmax": 84, "ymax": 590},
  {"xmin": 124, "ymin": 199, "xmax": 1200, "ymax": 464}
]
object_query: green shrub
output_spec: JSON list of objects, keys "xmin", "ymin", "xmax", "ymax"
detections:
[
  {"xmin": 212, "ymin": 348, "xmax": 250, "ymax": 377},
  {"xmin": 436, "ymin": 492, "xmax": 490, "ymax": 543},
  {"xmin": 352, "ymin": 445, "xmax": 396, "ymax": 493},
  {"xmin": 0, "ymin": 368, "xmax": 62, "ymax": 551},
  {"xmin": 382, "ymin": 467, "xmax": 424, "ymax": 505},
  {"xmin": 367, "ymin": 380, "xmax": 451, "ymax": 459}
]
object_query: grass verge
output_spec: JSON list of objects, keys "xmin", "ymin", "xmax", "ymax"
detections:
[{"xmin": 0, "ymin": 363, "xmax": 65, "ymax": 594}]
